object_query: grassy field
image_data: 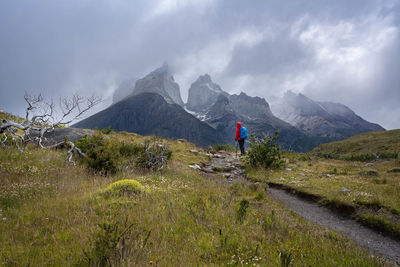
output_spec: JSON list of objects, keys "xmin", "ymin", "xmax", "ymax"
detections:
[
  {"xmin": 247, "ymin": 130, "xmax": 400, "ymax": 240},
  {"xmin": 311, "ymin": 129, "xmax": 400, "ymax": 160},
  {"xmin": 0, "ymin": 131, "xmax": 388, "ymax": 266}
]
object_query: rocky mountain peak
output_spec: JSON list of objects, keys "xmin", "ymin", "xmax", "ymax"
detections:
[
  {"xmin": 130, "ymin": 63, "xmax": 184, "ymax": 106},
  {"xmin": 271, "ymin": 91, "xmax": 384, "ymax": 138},
  {"xmin": 282, "ymin": 91, "xmax": 326, "ymax": 116},
  {"xmin": 149, "ymin": 62, "xmax": 170, "ymax": 77},
  {"xmin": 197, "ymin": 74, "xmax": 212, "ymax": 83},
  {"xmin": 207, "ymin": 95, "xmax": 234, "ymax": 118},
  {"xmin": 186, "ymin": 74, "xmax": 228, "ymax": 112},
  {"xmin": 229, "ymin": 92, "xmax": 274, "ymax": 119}
]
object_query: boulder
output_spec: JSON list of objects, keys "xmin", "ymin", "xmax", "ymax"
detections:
[{"xmin": 27, "ymin": 127, "xmax": 92, "ymax": 145}]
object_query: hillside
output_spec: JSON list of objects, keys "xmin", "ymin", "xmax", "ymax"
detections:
[
  {"xmin": 0, "ymin": 128, "xmax": 390, "ymax": 266},
  {"xmin": 311, "ymin": 129, "xmax": 400, "ymax": 160}
]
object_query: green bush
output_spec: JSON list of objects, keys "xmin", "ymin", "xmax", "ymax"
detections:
[
  {"xmin": 236, "ymin": 199, "xmax": 250, "ymax": 223},
  {"xmin": 75, "ymin": 134, "xmax": 120, "ymax": 174},
  {"xmin": 245, "ymin": 132, "xmax": 283, "ymax": 169},
  {"xmin": 75, "ymin": 134, "xmax": 171, "ymax": 174},
  {"xmin": 102, "ymin": 179, "xmax": 143, "ymax": 197},
  {"xmin": 344, "ymin": 152, "xmax": 398, "ymax": 162},
  {"xmin": 118, "ymin": 142, "xmax": 143, "ymax": 157},
  {"xmin": 81, "ymin": 217, "xmax": 138, "ymax": 266},
  {"xmin": 100, "ymin": 126, "xmax": 115, "ymax": 135}
]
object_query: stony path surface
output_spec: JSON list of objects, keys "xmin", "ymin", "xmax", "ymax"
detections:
[
  {"xmin": 269, "ymin": 187, "xmax": 400, "ymax": 265},
  {"xmin": 199, "ymin": 152, "xmax": 400, "ymax": 265}
]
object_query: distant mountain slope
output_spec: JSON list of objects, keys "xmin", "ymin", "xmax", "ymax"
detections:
[
  {"xmin": 310, "ymin": 129, "xmax": 400, "ymax": 158},
  {"xmin": 74, "ymin": 93, "xmax": 223, "ymax": 147},
  {"xmin": 270, "ymin": 91, "xmax": 385, "ymax": 139}
]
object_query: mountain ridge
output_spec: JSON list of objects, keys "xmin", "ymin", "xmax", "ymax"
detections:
[
  {"xmin": 74, "ymin": 92, "xmax": 224, "ymax": 147},
  {"xmin": 100, "ymin": 65, "xmax": 386, "ymax": 151}
]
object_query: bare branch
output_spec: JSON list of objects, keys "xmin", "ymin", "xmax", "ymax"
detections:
[
  {"xmin": 54, "ymin": 94, "xmax": 102, "ymax": 127},
  {"xmin": 1, "ymin": 92, "xmax": 100, "ymax": 163}
]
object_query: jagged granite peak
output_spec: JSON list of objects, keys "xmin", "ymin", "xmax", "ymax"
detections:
[
  {"xmin": 74, "ymin": 93, "xmax": 223, "ymax": 147},
  {"xmin": 270, "ymin": 91, "xmax": 385, "ymax": 138},
  {"xmin": 130, "ymin": 63, "xmax": 184, "ymax": 106},
  {"xmin": 229, "ymin": 92, "xmax": 274, "ymax": 119},
  {"xmin": 205, "ymin": 95, "xmax": 238, "ymax": 142},
  {"xmin": 207, "ymin": 95, "xmax": 235, "ymax": 118},
  {"xmin": 186, "ymin": 74, "xmax": 229, "ymax": 112},
  {"xmin": 112, "ymin": 79, "xmax": 136, "ymax": 104}
]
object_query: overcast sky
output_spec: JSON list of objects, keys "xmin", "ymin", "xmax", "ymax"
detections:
[{"xmin": 1, "ymin": 0, "xmax": 399, "ymax": 129}]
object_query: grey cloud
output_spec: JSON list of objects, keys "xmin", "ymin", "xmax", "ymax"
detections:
[{"xmin": 0, "ymin": 0, "xmax": 399, "ymax": 129}]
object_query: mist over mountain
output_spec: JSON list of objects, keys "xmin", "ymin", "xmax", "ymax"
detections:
[
  {"xmin": 81, "ymin": 64, "xmax": 386, "ymax": 151},
  {"xmin": 270, "ymin": 91, "xmax": 385, "ymax": 139},
  {"xmin": 112, "ymin": 79, "xmax": 136, "ymax": 104}
]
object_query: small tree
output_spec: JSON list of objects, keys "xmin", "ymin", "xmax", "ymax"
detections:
[
  {"xmin": 0, "ymin": 92, "xmax": 101, "ymax": 163},
  {"xmin": 245, "ymin": 132, "xmax": 283, "ymax": 169}
]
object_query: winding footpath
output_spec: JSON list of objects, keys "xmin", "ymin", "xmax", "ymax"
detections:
[{"xmin": 200, "ymin": 152, "xmax": 400, "ymax": 265}]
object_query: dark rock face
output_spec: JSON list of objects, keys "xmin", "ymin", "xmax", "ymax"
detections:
[
  {"xmin": 129, "ymin": 64, "xmax": 184, "ymax": 106},
  {"xmin": 205, "ymin": 95, "xmax": 238, "ymax": 142},
  {"xmin": 74, "ymin": 93, "xmax": 223, "ymax": 147},
  {"xmin": 229, "ymin": 92, "xmax": 274, "ymax": 119},
  {"xmin": 186, "ymin": 74, "xmax": 228, "ymax": 112},
  {"xmin": 271, "ymin": 91, "xmax": 385, "ymax": 139},
  {"xmin": 27, "ymin": 128, "xmax": 92, "ymax": 145}
]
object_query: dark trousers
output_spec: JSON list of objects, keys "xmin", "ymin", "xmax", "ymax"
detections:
[{"xmin": 238, "ymin": 140, "xmax": 245, "ymax": 155}]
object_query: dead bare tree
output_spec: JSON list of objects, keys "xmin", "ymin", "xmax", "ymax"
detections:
[
  {"xmin": 0, "ymin": 92, "xmax": 101, "ymax": 164},
  {"xmin": 136, "ymin": 139, "xmax": 172, "ymax": 171}
]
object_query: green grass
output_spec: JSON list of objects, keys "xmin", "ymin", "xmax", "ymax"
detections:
[
  {"xmin": 211, "ymin": 143, "xmax": 236, "ymax": 152},
  {"xmin": 0, "ymin": 132, "xmax": 390, "ymax": 265},
  {"xmin": 358, "ymin": 214, "xmax": 400, "ymax": 239},
  {"xmin": 311, "ymin": 129, "xmax": 400, "ymax": 160},
  {"xmin": 246, "ymin": 151, "xmax": 400, "ymax": 239}
]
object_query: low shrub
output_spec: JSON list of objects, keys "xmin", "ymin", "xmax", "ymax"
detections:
[
  {"xmin": 245, "ymin": 132, "xmax": 283, "ymax": 169},
  {"xmin": 100, "ymin": 126, "xmax": 115, "ymax": 135},
  {"xmin": 236, "ymin": 199, "xmax": 250, "ymax": 223},
  {"xmin": 75, "ymin": 134, "xmax": 171, "ymax": 174},
  {"xmin": 345, "ymin": 152, "xmax": 398, "ymax": 162},
  {"xmin": 118, "ymin": 142, "xmax": 143, "ymax": 157},
  {"xmin": 101, "ymin": 179, "xmax": 143, "ymax": 198},
  {"xmin": 75, "ymin": 134, "xmax": 119, "ymax": 174}
]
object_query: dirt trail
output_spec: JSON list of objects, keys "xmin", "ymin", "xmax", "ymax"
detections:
[{"xmin": 200, "ymin": 152, "xmax": 400, "ymax": 265}]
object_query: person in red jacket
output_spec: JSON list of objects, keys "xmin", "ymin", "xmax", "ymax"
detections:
[{"xmin": 235, "ymin": 122, "xmax": 246, "ymax": 156}]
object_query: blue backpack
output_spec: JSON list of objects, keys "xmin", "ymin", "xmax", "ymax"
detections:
[{"xmin": 240, "ymin": 127, "xmax": 248, "ymax": 139}]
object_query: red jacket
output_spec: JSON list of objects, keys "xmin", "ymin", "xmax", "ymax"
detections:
[{"xmin": 235, "ymin": 122, "xmax": 242, "ymax": 141}]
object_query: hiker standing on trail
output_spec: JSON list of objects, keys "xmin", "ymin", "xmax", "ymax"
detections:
[{"xmin": 235, "ymin": 122, "xmax": 248, "ymax": 156}]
